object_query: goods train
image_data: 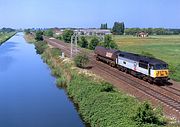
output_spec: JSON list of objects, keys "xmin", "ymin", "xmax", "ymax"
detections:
[{"xmin": 94, "ymin": 46, "xmax": 170, "ymax": 83}]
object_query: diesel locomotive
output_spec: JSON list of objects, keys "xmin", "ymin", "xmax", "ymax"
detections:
[{"xmin": 94, "ymin": 46, "xmax": 170, "ymax": 83}]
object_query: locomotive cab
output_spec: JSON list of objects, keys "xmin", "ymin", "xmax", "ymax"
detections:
[{"xmin": 149, "ymin": 63, "xmax": 169, "ymax": 83}]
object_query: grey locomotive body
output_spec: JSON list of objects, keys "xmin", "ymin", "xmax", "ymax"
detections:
[{"xmin": 94, "ymin": 46, "xmax": 169, "ymax": 83}]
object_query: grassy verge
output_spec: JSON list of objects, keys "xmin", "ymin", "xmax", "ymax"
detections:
[
  {"xmin": 0, "ymin": 32, "xmax": 16, "ymax": 45},
  {"xmin": 113, "ymin": 35, "xmax": 180, "ymax": 82},
  {"xmin": 25, "ymin": 34, "xmax": 179, "ymax": 127}
]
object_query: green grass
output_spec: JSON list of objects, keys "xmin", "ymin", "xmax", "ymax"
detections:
[
  {"xmin": 113, "ymin": 35, "xmax": 180, "ymax": 81},
  {"xmin": 0, "ymin": 32, "xmax": 16, "ymax": 45}
]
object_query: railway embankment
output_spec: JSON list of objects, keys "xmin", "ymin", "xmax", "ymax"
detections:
[{"xmin": 24, "ymin": 33, "xmax": 171, "ymax": 127}]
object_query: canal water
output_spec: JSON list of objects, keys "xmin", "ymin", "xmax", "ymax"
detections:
[{"xmin": 0, "ymin": 33, "xmax": 85, "ymax": 127}]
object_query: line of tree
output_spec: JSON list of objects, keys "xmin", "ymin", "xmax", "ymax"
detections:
[
  {"xmin": 0, "ymin": 28, "xmax": 16, "ymax": 33},
  {"xmin": 125, "ymin": 28, "xmax": 180, "ymax": 35},
  {"xmin": 44, "ymin": 29, "xmax": 53, "ymax": 37},
  {"xmin": 112, "ymin": 22, "xmax": 125, "ymax": 35},
  {"xmin": 78, "ymin": 35, "xmax": 118, "ymax": 50},
  {"xmin": 100, "ymin": 23, "xmax": 108, "ymax": 29}
]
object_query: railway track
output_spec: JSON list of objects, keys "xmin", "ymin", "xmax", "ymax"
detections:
[
  {"xmin": 43, "ymin": 37, "xmax": 180, "ymax": 119},
  {"xmin": 93, "ymin": 60, "xmax": 180, "ymax": 112}
]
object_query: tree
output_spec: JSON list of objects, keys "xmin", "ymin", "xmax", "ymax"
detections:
[
  {"xmin": 24, "ymin": 29, "xmax": 31, "ymax": 34},
  {"xmin": 0, "ymin": 28, "xmax": 15, "ymax": 33},
  {"xmin": 44, "ymin": 29, "xmax": 53, "ymax": 37},
  {"xmin": 56, "ymin": 35, "xmax": 63, "ymax": 40},
  {"xmin": 100, "ymin": 23, "xmax": 108, "ymax": 29},
  {"xmin": 89, "ymin": 37, "xmax": 100, "ymax": 50},
  {"xmin": 74, "ymin": 52, "xmax": 89, "ymax": 68},
  {"xmin": 35, "ymin": 30, "xmax": 43, "ymax": 41},
  {"xmin": 112, "ymin": 22, "xmax": 125, "ymax": 35},
  {"xmin": 79, "ymin": 36, "xmax": 88, "ymax": 48},
  {"xmin": 62, "ymin": 29, "xmax": 74, "ymax": 43},
  {"xmin": 103, "ymin": 35, "xmax": 118, "ymax": 49}
]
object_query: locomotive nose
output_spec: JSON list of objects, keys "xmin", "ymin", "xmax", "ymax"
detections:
[{"xmin": 155, "ymin": 70, "xmax": 169, "ymax": 77}]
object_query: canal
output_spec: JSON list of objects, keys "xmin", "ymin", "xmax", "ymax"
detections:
[{"xmin": 0, "ymin": 33, "xmax": 85, "ymax": 127}]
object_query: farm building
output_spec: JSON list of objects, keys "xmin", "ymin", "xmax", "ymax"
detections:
[{"xmin": 137, "ymin": 32, "xmax": 149, "ymax": 38}]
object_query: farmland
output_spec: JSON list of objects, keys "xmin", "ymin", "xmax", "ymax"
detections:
[{"xmin": 113, "ymin": 35, "xmax": 180, "ymax": 81}]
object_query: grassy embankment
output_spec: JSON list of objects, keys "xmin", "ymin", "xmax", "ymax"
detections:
[
  {"xmin": 0, "ymin": 32, "xmax": 16, "ymax": 45},
  {"xmin": 113, "ymin": 35, "xmax": 180, "ymax": 82},
  {"xmin": 24, "ymin": 33, "xmax": 171, "ymax": 127}
]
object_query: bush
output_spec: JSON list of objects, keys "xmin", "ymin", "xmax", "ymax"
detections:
[
  {"xmin": 35, "ymin": 30, "xmax": 43, "ymax": 41},
  {"xmin": 62, "ymin": 29, "xmax": 74, "ymax": 43},
  {"xmin": 103, "ymin": 35, "xmax": 118, "ymax": 49},
  {"xmin": 56, "ymin": 35, "xmax": 63, "ymax": 40},
  {"xmin": 50, "ymin": 48, "xmax": 62, "ymax": 57},
  {"xmin": 89, "ymin": 37, "xmax": 100, "ymax": 50},
  {"xmin": 44, "ymin": 29, "xmax": 53, "ymax": 37},
  {"xmin": 34, "ymin": 41, "xmax": 47, "ymax": 54},
  {"xmin": 79, "ymin": 36, "xmax": 88, "ymax": 48},
  {"xmin": 134, "ymin": 101, "xmax": 165, "ymax": 126},
  {"xmin": 56, "ymin": 76, "xmax": 67, "ymax": 88},
  {"xmin": 74, "ymin": 53, "xmax": 89, "ymax": 68}
]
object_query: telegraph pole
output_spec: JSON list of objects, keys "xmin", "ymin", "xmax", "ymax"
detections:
[{"xmin": 70, "ymin": 33, "xmax": 78, "ymax": 58}]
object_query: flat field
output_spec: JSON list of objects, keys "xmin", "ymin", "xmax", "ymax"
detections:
[{"xmin": 113, "ymin": 35, "xmax": 180, "ymax": 81}]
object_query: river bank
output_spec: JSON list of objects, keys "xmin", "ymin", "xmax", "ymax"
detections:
[
  {"xmin": 0, "ymin": 32, "xmax": 16, "ymax": 45},
  {"xmin": 25, "ymin": 33, "xmax": 175, "ymax": 127}
]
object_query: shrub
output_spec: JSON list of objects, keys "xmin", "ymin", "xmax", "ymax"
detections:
[
  {"xmin": 44, "ymin": 29, "xmax": 53, "ymax": 37},
  {"xmin": 74, "ymin": 53, "xmax": 89, "ymax": 68},
  {"xmin": 133, "ymin": 101, "xmax": 165, "ymax": 126},
  {"xmin": 34, "ymin": 41, "xmax": 47, "ymax": 54},
  {"xmin": 50, "ymin": 48, "xmax": 62, "ymax": 57},
  {"xmin": 89, "ymin": 37, "xmax": 100, "ymax": 50},
  {"xmin": 79, "ymin": 36, "xmax": 89, "ymax": 48},
  {"xmin": 56, "ymin": 35, "xmax": 63, "ymax": 40},
  {"xmin": 62, "ymin": 29, "xmax": 74, "ymax": 43},
  {"xmin": 103, "ymin": 34, "xmax": 118, "ymax": 49},
  {"xmin": 56, "ymin": 76, "xmax": 67, "ymax": 88},
  {"xmin": 35, "ymin": 30, "xmax": 43, "ymax": 41}
]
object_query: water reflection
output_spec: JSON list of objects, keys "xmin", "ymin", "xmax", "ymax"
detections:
[
  {"xmin": 0, "ymin": 42, "xmax": 18, "ymax": 72},
  {"xmin": 0, "ymin": 56, "xmax": 14, "ymax": 72},
  {"xmin": 0, "ymin": 33, "xmax": 85, "ymax": 127}
]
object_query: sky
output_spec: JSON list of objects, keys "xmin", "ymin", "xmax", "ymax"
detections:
[{"xmin": 0, "ymin": 0, "xmax": 180, "ymax": 29}]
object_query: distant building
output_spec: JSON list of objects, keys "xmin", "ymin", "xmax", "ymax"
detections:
[
  {"xmin": 75, "ymin": 29, "xmax": 112, "ymax": 36},
  {"xmin": 137, "ymin": 32, "xmax": 149, "ymax": 38},
  {"xmin": 52, "ymin": 28, "xmax": 63, "ymax": 35}
]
